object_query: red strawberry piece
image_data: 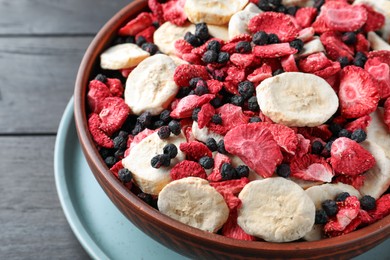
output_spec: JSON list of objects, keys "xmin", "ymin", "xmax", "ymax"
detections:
[
  {"xmin": 170, "ymin": 160, "xmax": 207, "ymax": 180},
  {"xmin": 222, "ymin": 208, "xmax": 256, "ymax": 241},
  {"xmin": 220, "ymin": 42, "xmax": 237, "ymax": 55},
  {"xmin": 330, "ymin": 137, "xmax": 376, "ymax": 176},
  {"xmin": 297, "ymin": 27, "xmax": 315, "ymax": 42},
  {"xmin": 224, "ymin": 123, "xmax": 283, "ymax": 178},
  {"xmin": 334, "ymin": 174, "xmax": 366, "ymax": 190},
  {"xmin": 106, "ymin": 78, "xmax": 124, "ymax": 97},
  {"xmin": 299, "ymin": 52, "xmax": 333, "ymax": 73},
  {"xmin": 320, "ymin": 31, "xmax": 354, "ymax": 61},
  {"xmin": 367, "ymin": 194, "xmax": 390, "ymax": 221},
  {"xmin": 87, "ymin": 80, "xmax": 112, "ymax": 113},
  {"xmin": 88, "ymin": 113, "xmax": 114, "ymax": 148},
  {"xmin": 344, "ymin": 115, "xmax": 372, "ymax": 132},
  {"xmin": 118, "ymin": 12, "xmax": 154, "ymax": 36},
  {"xmin": 135, "ymin": 26, "xmax": 156, "ymax": 43},
  {"xmin": 259, "ymin": 110, "xmax": 274, "ymax": 123},
  {"xmin": 324, "ymin": 73, "xmax": 340, "ymax": 93},
  {"xmin": 365, "ymin": 57, "xmax": 390, "ymax": 99},
  {"xmin": 173, "ymin": 64, "xmax": 210, "ymax": 87},
  {"xmin": 367, "ymin": 50, "xmax": 390, "ymax": 65},
  {"xmin": 384, "ymin": 98, "xmax": 390, "ymax": 131},
  {"xmin": 322, "ymin": 2, "xmax": 367, "ymax": 32},
  {"xmin": 225, "ymin": 66, "xmax": 247, "ymax": 87},
  {"xmin": 210, "ymin": 177, "xmax": 250, "ymax": 195},
  {"xmin": 338, "ymin": 66, "xmax": 379, "ymax": 118},
  {"xmin": 174, "ymin": 39, "xmax": 193, "ymax": 57},
  {"xmin": 181, "ymin": 53, "xmax": 202, "ymax": 64},
  {"xmin": 206, "ymin": 79, "xmax": 223, "ymax": 94},
  {"xmin": 312, "ymin": 12, "xmax": 331, "ymax": 34},
  {"xmin": 290, "ymin": 154, "xmax": 334, "ymax": 182},
  {"xmin": 228, "ymin": 34, "xmax": 253, "ymax": 43},
  {"xmin": 358, "ymin": 209, "xmax": 375, "ymax": 225},
  {"xmin": 208, "ymin": 153, "xmax": 231, "ymax": 182},
  {"xmin": 253, "ymin": 43, "xmax": 298, "ymax": 58},
  {"xmin": 281, "ymin": 54, "xmax": 299, "ymax": 72},
  {"xmin": 219, "ymin": 190, "xmax": 242, "ymax": 210},
  {"xmin": 120, "ymin": 68, "xmax": 134, "ymax": 78},
  {"xmin": 170, "ymin": 94, "xmax": 215, "ymax": 119},
  {"xmin": 197, "ymin": 103, "xmax": 215, "ymax": 129},
  {"xmin": 354, "ymin": 33, "xmax": 370, "ymax": 54},
  {"xmin": 295, "ymin": 7, "xmax": 318, "ymax": 28},
  {"xmin": 230, "ymin": 53, "xmax": 255, "ymax": 69},
  {"xmin": 162, "ymin": 0, "xmax": 187, "ymax": 26},
  {"xmin": 248, "ymin": 12, "xmax": 300, "ymax": 42},
  {"xmin": 297, "ymin": 125, "xmax": 333, "ymax": 142},
  {"xmin": 260, "ymin": 122, "xmax": 299, "ymax": 155},
  {"xmin": 295, "ymin": 134, "xmax": 311, "ymax": 158},
  {"xmin": 109, "ymin": 161, "xmax": 123, "ymax": 179},
  {"xmin": 247, "ymin": 63, "xmax": 273, "ymax": 83},
  {"xmin": 99, "ymin": 97, "xmax": 131, "ymax": 136},
  {"xmin": 192, "ymin": 38, "xmax": 224, "ymax": 56},
  {"xmin": 129, "ymin": 128, "xmax": 156, "ymax": 151},
  {"xmin": 208, "ymin": 104, "xmax": 250, "ymax": 135},
  {"xmin": 180, "ymin": 141, "xmax": 212, "ymax": 161},
  {"xmin": 326, "ymin": 214, "xmax": 362, "ymax": 237},
  {"xmin": 222, "ymin": 81, "xmax": 238, "ymax": 95},
  {"xmin": 361, "ymin": 4, "xmax": 385, "ymax": 32},
  {"xmin": 313, "ymin": 61, "xmax": 341, "ymax": 79},
  {"xmin": 148, "ymin": 0, "xmax": 165, "ymax": 24}
]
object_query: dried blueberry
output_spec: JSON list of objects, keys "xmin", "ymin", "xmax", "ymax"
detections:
[
  {"xmin": 195, "ymin": 23, "xmax": 210, "ymax": 41},
  {"xmin": 153, "ymin": 120, "xmax": 165, "ymax": 129},
  {"xmin": 322, "ymin": 200, "xmax": 338, "ymax": 217},
  {"xmin": 194, "ymin": 85, "xmax": 209, "ymax": 96},
  {"xmin": 151, "ymin": 154, "xmax": 170, "ymax": 168},
  {"xmin": 202, "ymin": 50, "xmax": 218, "ymax": 63},
  {"xmin": 353, "ymin": 51, "xmax": 367, "ymax": 68},
  {"xmin": 311, "ymin": 141, "xmax": 324, "ymax": 155},
  {"xmin": 136, "ymin": 36, "xmax": 147, "ymax": 46},
  {"xmin": 268, "ymin": 33, "xmax": 280, "ymax": 44},
  {"xmin": 105, "ymin": 156, "xmax": 117, "ymax": 168},
  {"xmin": 289, "ymin": 39, "xmax": 304, "ymax": 52},
  {"xmin": 141, "ymin": 42, "xmax": 158, "ymax": 55},
  {"xmin": 176, "ymin": 86, "xmax": 192, "ymax": 98},
  {"xmin": 113, "ymin": 135, "xmax": 127, "ymax": 150},
  {"xmin": 163, "ymin": 143, "xmax": 178, "ymax": 159},
  {"xmin": 184, "ymin": 32, "xmax": 203, "ymax": 47},
  {"xmin": 137, "ymin": 112, "xmax": 152, "ymax": 128},
  {"xmin": 286, "ymin": 6, "xmax": 298, "ymax": 15},
  {"xmin": 207, "ymin": 40, "xmax": 221, "ymax": 52},
  {"xmin": 217, "ymin": 139, "xmax": 227, "ymax": 154},
  {"xmin": 236, "ymin": 165, "xmax": 249, "ymax": 178},
  {"xmin": 221, "ymin": 163, "xmax": 237, "ymax": 180},
  {"xmin": 272, "ymin": 68, "xmax": 284, "ymax": 76},
  {"xmin": 230, "ymin": 95, "xmax": 245, "ymax": 106},
  {"xmin": 335, "ymin": 192, "xmax": 350, "ymax": 202},
  {"xmin": 351, "ymin": 128, "xmax": 367, "ymax": 143},
  {"xmin": 315, "ymin": 209, "xmax": 328, "ymax": 224},
  {"xmin": 157, "ymin": 126, "xmax": 171, "ymax": 139},
  {"xmin": 238, "ymin": 81, "xmax": 255, "ymax": 100},
  {"xmin": 206, "ymin": 137, "xmax": 218, "ymax": 152},
  {"xmin": 235, "ymin": 41, "xmax": 252, "ymax": 53},
  {"xmin": 276, "ymin": 163, "xmax": 291, "ymax": 178},
  {"xmin": 168, "ymin": 120, "xmax": 181, "ymax": 135},
  {"xmin": 118, "ymin": 168, "xmax": 133, "ymax": 183},
  {"xmin": 211, "ymin": 114, "xmax": 222, "ymax": 125},
  {"xmin": 159, "ymin": 109, "xmax": 171, "ymax": 123},
  {"xmin": 192, "ymin": 107, "xmax": 201, "ymax": 121},
  {"xmin": 248, "ymin": 96, "xmax": 260, "ymax": 111},
  {"xmin": 342, "ymin": 32, "xmax": 357, "ymax": 45},
  {"xmin": 210, "ymin": 97, "xmax": 223, "ymax": 108},
  {"xmin": 217, "ymin": 52, "xmax": 230, "ymax": 64},
  {"xmin": 253, "ymin": 31, "xmax": 269, "ymax": 46},
  {"xmin": 338, "ymin": 129, "xmax": 351, "ymax": 138},
  {"xmin": 338, "ymin": 56, "xmax": 349, "ymax": 68},
  {"xmin": 249, "ymin": 116, "xmax": 262, "ymax": 123},
  {"xmin": 360, "ymin": 195, "xmax": 376, "ymax": 211},
  {"xmin": 95, "ymin": 73, "xmax": 107, "ymax": 83},
  {"xmin": 199, "ymin": 156, "xmax": 214, "ymax": 169}
]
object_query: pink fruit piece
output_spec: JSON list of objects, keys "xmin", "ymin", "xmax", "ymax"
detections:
[
  {"xmin": 162, "ymin": 0, "xmax": 187, "ymax": 26},
  {"xmin": 367, "ymin": 50, "xmax": 390, "ymax": 65},
  {"xmin": 344, "ymin": 115, "xmax": 372, "ymax": 132},
  {"xmin": 208, "ymin": 153, "xmax": 231, "ymax": 182},
  {"xmin": 322, "ymin": 2, "xmax": 367, "ymax": 32},
  {"xmin": 210, "ymin": 177, "xmax": 250, "ymax": 195},
  {"xmin": 338, "ymin": 66, "xmax": 379, "ymax": 118},
  {"xmin": 222, "ymin": 208, "xmax": 256, "ymax": 241},
  {"xmin": 361, "ymin": 4, "xmax": 385, "ymax": 32},
  {"xmin": 281, "ymin": 54, "xmax": 299, "ymax": 72},
  {"xmin": 148, "ymin": 0, "xmax": 165, "ymax": 24},
  {"xmin": 179, "ymin": 141, "xmax": 212, "ymax": 161},
  {"xmin": 87, "ymin": 79, "xmax": 112, "ymax": 113},
  {"xmin": 208, "ymin": 104, "xmax": 250, "ymax": 135},
  {"xmin": 330, "ymin": 137, "xmax": 376, "ymax": 176},
  {"xmin": 313, "ymin": 61, "xmax": 341, "ymax": 79},
  {"xmin": 129, "ymin": 128, "xmax": 156, "ymax": 151},
  {"xmin": 290, "ymin": 154, "xmax": 334, "ymax": 182},
  {"xmin": 364, "ymin": 57, "xmax": 390, "ymax": 99},
  {"xmin": 173, "ymin": 64, "xmax": 210, "ymax": 87},
  {"xmin": 295, "ymin": 7, "xmax": 318, "ymax": 28},
  {"xmin": 320, "ymin": 31, "xmax": 354, "ymax": 61},
  {"xmin": 260, "ymin": 122, "xmax": 299, "ymax": 155},
  {"xmin": 170, "ymin": 94, "xmax": 215, "ymax": 119},
  {"xmin": 99, "ymin": 97, "xmax": 131, "ymax": 136},
  {"xmin": 174, "ymin": 39, "xmax": 193, "ymax": 57},
  {"xmin": 247, "ymin": 63, "xmax": 273, "ymax": 83},
  {"xmin": 354, "ymin": 33, "xmax": 370, "ymax": 54},
  {"xmin": 197, "ymin": 103, "xmax": 215, "ymax": 129},
  {"xmin": 106, "ymin": 78, "xmax": 124, "ymax": 97},
  {"xmin": 253, "ymin": 43, "xmax": 297, "ymax": 58},
  {"xmin": 135, "ymin": 26, "xmax": 156, "ymax": 43},
  {"xmin": 384, "ymin": 98, "xmax": 390, "ymax": 131},
  {"xmin": 228, "ymin": 34, "xmax": 253, "ymax": 43},
  {"xmin": 334, "ymin": 174, "xmax": 366, "ymax": 190},
  {"xmin": 230, "ymin": 53, "xmax": 255, "ymax": 69},
  {"xmin": 88, "ymin": 113, "xmax": 114, "ymax": 148},
  {"xmin": 206, "ymin": 79, "xmax": 223, "ymax": 94},
  {"xmin": 118, "ymin": 12, "xmax": 154, "ymax": 36},
  {"xmin": 225, "ymin": 66, "xmax": 247, "ymax": 89},
  {"xmin": 224, "ymin": 123, "xmax": 283, "ymax": 178},
  {"xmin": 297, "ymin": 27, "xmax": 315, "ymax": 42},
  {"xmin": 367, "ymin": 194, "xmax": 390, "ymax": 221},
  {"xmin": 170, "ymin": 160, "xmax": 207, "ymax": 180},
  {"xmin": 248, "ymin": 12, "xmax": 300, "ymax": 42},
  {"xmin": 299, "ymin": 52, "xmax": 333, "ymax": 73}
]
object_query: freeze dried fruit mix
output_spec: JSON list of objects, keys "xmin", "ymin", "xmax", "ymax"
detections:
[{"xmin": 85, "ymin": 0, "xmax": 390, "ymax": 242}]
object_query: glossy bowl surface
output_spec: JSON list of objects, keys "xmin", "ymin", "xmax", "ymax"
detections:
[{"xmin": 74, "ymin": 1, "xmax": 390, "ymax": 259}]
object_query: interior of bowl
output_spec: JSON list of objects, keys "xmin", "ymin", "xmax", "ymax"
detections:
[{"xmin": 73, "ymin": 0, "xmax": 390, "ymax": 258}]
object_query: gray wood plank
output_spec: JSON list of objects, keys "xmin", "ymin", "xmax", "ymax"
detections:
[
  {"xmin": 0, "ymin": 36, "xmax": 93, "ymax": 134},
  {"xmin": 0, "ymin": 0, "xmax": 131, "ymax": 35},
  {"xmin": 0, "ymin": 136, "xmax": 89, "ymax": 259}
]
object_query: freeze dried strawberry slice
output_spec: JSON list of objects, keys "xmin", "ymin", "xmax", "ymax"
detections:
[
  {"xmin": 253, "ymin": 43, "xmax": 297, "ymax": 58},
  {"xmin": 210, "ymin": 178, "xmax": 249, "ymax": 195},
  {"xmin": 344, "ymin": 115, "xmax": 372, "ymax": 132},
  {"xmin": 162, "ymin": 0, "xmax": 187, "ymax": 26},
  {"xmin": 99, "ymin": 97, "xmax": 131, "ymax": 136},
  {"xmin": 294, "ymin": 134, "xmax": 311, "ymax": 158},
  {"xmin": 174, "ymin": 39, "xmax": 193, "ymax": 57},
  {"xmin": 225, "ymin": 66, "xmax": 246, "ymax": 89},
  {"xmin": 361, "ymin": 4, "xmax": 385, "ymax": 32},
  {"xmin": 228, "ymin": 34, "xmax": 253, "ymax": 44},
  {"xmin": 260, "ymin": 122, "xmax": 298, "ymax": 155},
  {"xmin": 129, "ymin": 128, "xmax": 156, "ymax": 151},
  {"xmin": 170, "ymin": 160, "xmax": 207, "ymax": 180},
  {"xmin": 367, "ymin": 194, "xmax": 390, "ymax": 221},
  {"xmin": 222, "ymin": 208, "xmax": 256, "ymax": 241},
  {"xmin": 135, "ymin": 26, "xmax": 156, "ymax": 43},
  {"xmin": 224, "ymin": 123, "xmax": 283, "ymax": 178},
  {"xmin": 330, "ymin": 137, "xmax": 376, "ymax": 176},
  {"xmin": 384, "ymin": 98, "xmax": 390, "ymax": 131},
  {"xmin": 320, "ymin": 31, "xmax": 354, "ymax": 61},
  {"xmin": 326, "ymin": 214, "xmax": 362, "ymax": 237},
  {"xmin": 334, "ymin": 174, "xmax": 365, "ymax": 190},
  {"xmin": 87, "ymin": 80, "xmax": 112, "ymax": 113},
  {"xmin": 170, "ymin": 94, "xmax": 215, "ymax": 119},
  {"xmin": 295, "ymin": 7, "xmax": 318, "ymax": 28},
  {"xmin": 182, "ymin": 53, "xmax": 202, "ymax": 64},
  {"xmin": 118, "ymin": 12, "xmax": 154, "ymax": 36},
  {"xmin": 88, "ymin": 113, "xmax": 114, "ymax": 148},
  {"xmin": 365, "ymin": 58, "xmax": 390, "ymax": 99},
  {"xmin": 281, "ymin": 54, "xmax": 298, "ymax": 72},
  {"xmin": 148, "ymin": 0, "xmax": 164, "ymax": 24},
  {"xmin": 248, "ymin": 12, "xmax": 300, "ymax": 42},
  {"xmin": 173, "ymin": 64, "xmax": 210, "ymax": 87},
  {"xmin": 106, "ymin": 78, "xmax": 124, "ymax": 97},
  {"xmin": 247, "ymin": 63, "xmax": 273, "ymax": 83},
  {"xmin": 208, "ymin": 153, "xmax": 231, "ymax": 182},
  {"xmin": 230, "ymin": 53, "xmax": 255, "ymax": 69},
  {"xmin": 299, "ymin": 52, "xmax": 332, "ymax": 73},
  {"xmin": 208, "ymin": 104, "xmax": 250, "ymax": 135},
  {"xmin": 206, "ymin": 79, "xmax": 223, "ymax": 94},
  {"xmin": 179, "ymin": 141, "xmax": 212, "ymax": 161},
  {"xmin": 354, "ymin": 33, "xmax": 370, "ymax": 54},
  {"xmin": 367, "ymin": 50, "xmax": 390, "ymax": 65},
  {"xmin": 197, "ymin": 103, "xmax": 215, "ymax": 129},
  {"xmin": 313, "ymin": 61, "xmax": 341, "ymax": 79},
  {"xmin": 322, "ymin": 2, "xmax": 367, "ymax": 32},
  {"xmin": 338, "ymin": 66, "xmax": 379, "ymax": 118},
  {"xmin": 290, "ymin": 154, "xmax": 333, "ymax": 182}
]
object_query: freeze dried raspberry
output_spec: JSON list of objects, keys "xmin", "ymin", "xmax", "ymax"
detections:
[
  {"xmin": 344, "ymin": 115, "xmax": 372, "ymax": 133},
  {"xmin": 210, "ymin": 177, "xmax": 249, "ymax": 195},
  {"xmin": 135, "ymin": 26, "xmax": 156, "ymax": 43},
  {"xmin": 148, "ymin": 0, "xmax": 164, "ymax": 24},
  {"xmin": 170, "ymin": 160, "xmax": 207, "ymax": 180},
  {"xmin": 326, "ymin": 215, "xmax": 362, "ymax": 237},
  {"xmin": 281, "ymin": 54, "xmax": 298, "ymax": 72},
  {"xmin": 99, "ymin": 97, "xmax": 131, "ymax": 136},
  {"xmin": 338, "ymin": 66, "xmax": 379, "ymax": 118},
  {"xmin": 180, "ymin": 141, "xmax": 212, "ymax": 161},
  {"xmin": 224, "ymin": 123, "xmax": 283, "ymax": 178},
  {"xmin": 220, "ymin": 42, "xmax": 237, "ymax": 55},
  {"xmin": 206, "ymin": 79, "xmax": 223, "ymax": 94},
  {"xmin": 320, "ymin": 31, "xmax": 354, "ymax": 61},
  {"xmin": 253, "ymin": 43, "xmax": 297, "ymax": 58},
  {"xmin": 118, "ymin": 12, "xmax": 154, "ymax": 36},
  {"xmin": 219, "ymin": 190, "xmax": 241, "ymax": 210},
  {"xmin": 248, "ymin": 12, "xmax": 300, "ymax": 42},
  {"xmin": 173, "ymin": 64, "xmax": 210, "ymax": 87},
  {"xmin": 222, "ymin": 209, "xmax": 256, "ymax": 241},
  {"xmin": 106, "ymin": 78, "xmax": 124, "ymax": 97},
  {"xmin": 295, "ymin": 7, "xmax": 318, "ymax": 28},
  {"xmin": 197, "ymin": 103, "xmax": 215, "ymax": 129},
  {"xmin": 170, "ymin": 94, "xmax": 215, "ymax": 119},
  {"xmin": 208, "ymin": 153, "xmax": 232, "ymax": 182},
  {"xmin": 361, "ymin": 4, "xmax": 385, "ymax": 32},
  {"xmin": 367, "ymin": 194, "xmax": 390, "ymax": 221},
  {"xmin": 384, "ymin": 98, "xmax": 390, "ymax": 131},
  {"xmin": 174, "ymin": 39, "xmax": 193, "ymax": 57},
  {"xmin": 87, "ymin": 79, "xmax": 112, "ymax": 113},
  {"xmin": 247, "ymin": 63, "xmax": 273, "ymax": 83},
  {"xmin": 162, "ymin": 0, "xmax": 187, "ymax": 26},
  {"xmin": 299, "ymin": 52, "xmax": 333, "ymax": 73},
  {"xmin": 260, "ymin": 122, "xmax": 298, "ymax": 155},
  {"xmin": 354, "ymin": 33, "xmax": 370, "ymax": 54},
  {"xmin": 88, "ymin": 113, "xmax": 114, "ymax": 148},
  {"xmin": 330, "ymin": 137, "xmax": 376, "ymax": 176},
  {"xmin": 334, "ymin": 174, "xmax": 365, "ymax": 190},
  {"xmin": 290, "ymin": 154, "xmax": 334, "ymax": 182},
  {"xmin": 225, "ymin": 66, "xmax": 246, "ymax": 87},
  {"xmin": 321, "ymin": 2, "xmax": 367, "ymax": 32},
  {"xmin": 208, "ymin": 104, "xmax": 250, "ymax": 135},
  {"xmin": 365, "ymin": 57, "xmax": 390, "ymax": 99},
  {"xmin": 230, "ymin": 53, "xmax": 255, "ymax": 69}
]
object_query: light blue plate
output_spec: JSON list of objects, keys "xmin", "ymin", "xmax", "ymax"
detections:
[{"xmin": 54, "ymin": 98, "xmax": 389, "ymax": 259}]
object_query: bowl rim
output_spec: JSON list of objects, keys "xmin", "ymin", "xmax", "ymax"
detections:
[{"xmin": 74, "ymin": 0, "xmax": 390, "ymax": 255}]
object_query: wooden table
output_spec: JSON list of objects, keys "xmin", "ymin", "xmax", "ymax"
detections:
[{"xmin": 0, "ymin": 1, "xmax": 130, "ymax": 258}]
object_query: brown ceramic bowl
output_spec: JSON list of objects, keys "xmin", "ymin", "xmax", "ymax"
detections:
[{"xmin": 74, "ymin": 0, "xmax": 390, "ymax": 258}]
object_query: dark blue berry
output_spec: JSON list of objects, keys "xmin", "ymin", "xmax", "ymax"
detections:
[
  {"xmin": 221, "ymin": 163, "xmax": 237, "ymax": 180},
  {"xmin": 342, "ymin": 32, "xmax": 357, "ymax": 45},
  {"xmin": 195, "ymin": 23, "xmax": 210, "ymax": 41},
  {"xmin": 360, "ymin": 195, "xmax": 376, "ymax": 211},
  {"xmin": 194, "ymin": 85, "xmax": 209, "ymax": 95},
  {"xmin": 315, "ymin": 209, "xmax": 328, "ymax": 224},
  {"xmin": 206, "ymin": 138, "xmax": 218, "ymax": 152},
  {"xmin": 338, "ymin": 56, "xmax": 349, "ymax": 68},
  {"xmin": 314, "ymin": 0, "xmax": 325, "ymax": 9},
  {"xmin": 118, "ymin": 168, "xmax": 133, "ymax": 183},
  {"xmin": 338, "ymin": 129, "xmax": 351, "ymax": 138},
  {"xmin": 217, "ymin": 139, "xmax": 227, "ymax": 154},
  {"xmin": 157, "ymin": 126, "xmax": 171, "ymax": 139},
  {"xmin": 230, "ymin": 95, "xmax": 245, "ymax": 106},
  {"xmin": 163, "ymin": 143, "xmax": 178, "ymax": 159},
  {"xmin": 105, "ymin": 156, "xmax": 117, "ymax": 168},
  {"xmin": 249, "ymin": 116, "xmax": 262, "ymax": 123},
  {"xmin": 141, "ymin": 42, "xmax": 158, "ymax": 55},
  {"xmin": 217, "ymin": 52, "xmax": 230, "ymax": 64},
  {"xmin": 152, "ymin": 21, "xmax": 160, "ymax": 28},
  {"xmin": 137, "ymin": 112, "xmax": 152, "ymax": 128},
  {"xmin": 275, "ymin": 5, "xmax": 287, "ymax": 13},
  {"xmin": 289, "ymin": 39, "xmax": 304, "ymax": 52},
  {"xmin": 184, "ymin": 32, "xmax": 203, "ymax": 47},
  {"xmin": 248, "ymin": 96, "xmax": 260, "ymax": 111},
  {"xmin": 207, "ymin": 40, "xmax": 221, "ymax": 52},
  {"xmin": 189, "ymin": 77, "xmax": 203, "ymax": 88},
  {"xmin": 322, "ymin": 200, "xmax": 338, "ymax": 217},
  {"xmin": 286, "ymin": 6, "xmax": 298, "ymax": 15},
  {"xmin": 235, "ymin": 41, "xmax": 252, "ymax": 53},
  {"xmin": 95, "ymin": 73, "xmax": 107, "ymax": 83},
  {"xmin": 160, "ymin": 109, "xmax": 171, "ymax": 123},
  {"xmin": 272, "ymin": 68, "xmax": 284, "ymax": 76},
  {"xmin": 202, "ymin": 50, "xmax": 218, "ymax": 63},
  {"xmin": 353, "ymin": 51, "xmax": 367, "ymax": 68},
  {"xmin": 236, "ymin": 165, "xmax": 249, "ymax": 178},
  {"xmin": 132, "ymin": 123, "xmax": 144, "ymax": 135},
  {"xmin": 168, "ymin": 120, "xmax": 181, "ymax": 135},
  {"xmin": 210, "ymin": 97, "xmax": 223, "ymax": 108},
  {"xmin": 151, "ymin": 154, "xmax": 170, "ymax": 168},
  {"xmin": 113, "ymin": 135, "xmax": 127, "ymax": 150},
  {"xmin": 329, "ymin": 123, "xmax": 342, "ymax": 136},
  {"xmin": 258, "ymin": 0, "xmax": 274, "ymax": 11},
  {"xmin": 268, "ymin": 33, "xmax": 280, "ymax": 44},
  {"xmin": 276, "ymin": 163, "xmax": 291, "ymax": 178},
  {"xmin": 335, "ymin": 192, "xmax": 350, "ymax": 202},
  {"xmin": 192, "ymin": 107, "xmax": 201, "ymax": 121},
  {"xmin": 138, "ymin": 192, "xmax": 154, "ymax": 205},
  {"xmin": 199, "ymin": 156, "xmax": 214, "ymax": 169},
  {"xmin": 153, "ymin": 120, "xmax": 165, "ymax": 129},
  {"xmin": 136, "ymin": 36, "xmax": 147, "ymax": 46},
  {"xmin": 253, "ymin": 31, "xmax": 269, "ymax": 46},
  {"xmin": 351, "ymin": 128, "xmax": 367, "ymax": 143},
  {"xmin": 311, "ymin": 141, "xmax": 323, "ymax": 155},
  {"xmin": 238, "ymin": 81, "xmax": 255, "ymax": 99},
  {"xmin": 211, "ymin": 114, "xmax": 222, "ymax": 124},
  {"xmin": 176, "ymin": 86, "xmax": 192, "ymax": 98}
]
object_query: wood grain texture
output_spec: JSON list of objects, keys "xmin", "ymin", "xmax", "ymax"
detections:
[
  {"xmin": 0, "ymin": 0, "xmax": 130, "ymax": 35},
  {"xmin": 0, "ymin": 136, "xmax": 89, "ymax": 259}
]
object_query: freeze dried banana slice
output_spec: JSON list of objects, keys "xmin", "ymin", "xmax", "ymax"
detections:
[
  {"xmin": 125, "ymin": 54, "xmax": 178, "ymax": 116},
  {"xmin": 154, "ymin": 22, "xmax": 195, "ymax": 56},
  {"xmin": 192, "ymin": 121, "xmax": 223, "ymax": 143},
  {"xmin": 367, "ymin": 32, "xmax": 390, "ymax": 51},
  {"xmin": 367, "ymin": 108, "xmax": 390, "ymax": 159},
  {"xmin": 228, "ymin": 10, "xmax": 258, "ymax": 40},
  {"xmin": 237, "ymin": 177, "xmax": 315, "ymax": 242},
  {"xmin": 122, "ymin": 131, "xmax": 186, "ymax": 196},
  {"xmin": 100, "ymin": 43, "xmax": 150, "ymax": 70},
  {"xmin": 158, "ymin": 177, "xmax": 229, "ymax": 232},
  {"xmin": 208, "ymin": 25, "xmax": 229, "ymax": 41},
  {"xmin": 256, "ymin": 72, "xmax": 339, "ymax": 127},
  {"xmin": 243, "ymin": 3, "xmax": 262, "ymax": 13},
  {"xmin": 184, "ymin": 0, "xmax": 249, "ymax": 25}
]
